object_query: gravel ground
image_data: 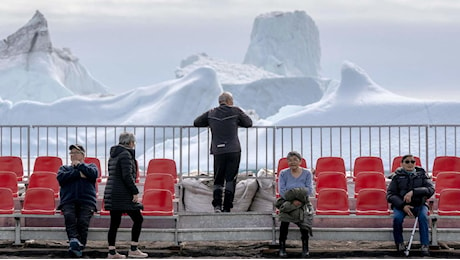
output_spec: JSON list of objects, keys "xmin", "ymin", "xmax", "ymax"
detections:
[{"xmin": 0, "ymin": 239, "xmax": 460, "ymax": 258}]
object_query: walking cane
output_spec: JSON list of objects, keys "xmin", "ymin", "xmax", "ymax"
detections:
[{"xmin": 404, "ymin": 215, "xmax": 419, "ymax": 256}]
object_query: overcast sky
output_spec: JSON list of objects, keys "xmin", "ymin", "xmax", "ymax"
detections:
[{"xmin": 0, "ymin": 0, "xmax": 459, "ymax": 101}]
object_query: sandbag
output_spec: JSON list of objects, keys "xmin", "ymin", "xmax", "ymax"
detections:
[
  {"xmin": 249, "ymin": 168, "xmax": 276, "ymax": 212},
  {"xmin": 181, "ymin": 175, "xmax": 259, "ymax": 212},
  {"xmin": 181, "ymin": 177, "xmax": 214, "ymax": 212},
  {"xmin": 232, "ymin": 178, "xmax": 259, "ymax": 212}
]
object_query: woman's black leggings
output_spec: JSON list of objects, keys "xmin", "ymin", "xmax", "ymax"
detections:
[{"xmin": 108, "ymin": 210, "xmax": 143, "ymax": 246}]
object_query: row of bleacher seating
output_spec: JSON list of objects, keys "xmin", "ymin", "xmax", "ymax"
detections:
[
  {"xmin": 0, "ymin": 156, "xmax": 179, "ymax": 182},
  {"xmin": 275, "ymin": 155, "xmax": 460, "ymax": 217},
  {"xmin": 276, "ymin": 155, "xmax": 460, "ymax": 198},
  {"xmin": 0, "ymin": 186, "xmax": 175, "ymax": 216},
  {"xmin": 0, "ymin": 156, "xmax": 179, "ymax": 219},
  {"xmin": 275, "ymin": 155, "xmax": 460, "ymax": 180},
  {"xmin": 314, "ymin": 187, "xmax": 460, "ymax": 216},
  {"xmin": 3, "ymin": 154, "xmax": 459, "ymax": 183},
  {"xmin": 1, "ymin": 154, "xmax": 460, "ymax": 216}
]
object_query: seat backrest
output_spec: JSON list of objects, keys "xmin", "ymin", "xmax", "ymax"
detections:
[
  {"xmin": 391, "ymin": 156, "xmax": 422, "ymax": 173},
  {"xmin": 277, "ymin": 157, "xmax": 307, "ymax": 174},
  {"xmin": 28, "ymin": 171, "xmax": 60, "ymax": 197},
  {"xmin": 315, "ymin": 157, "xmax": 346, "ymax": 179},
  {"xmin": 21, "ymin": 187, "xmax": 56, "ymax": 215},
  {"xmin": 315, "ymin": 171, "xmax": 347, "ymax": 197},
  {"xmin": 353, "ymin": 156, "xmax": 384, "ymax": 178},
  {"xmin": 434, "ymin": 171, "xmax": 460, "ymax": 198},
  {"xmin": 33, "ymin": 156, "xmax": 63, "ymax": 173},
  {"xmin": 354, "ymin": 171, "xmax": 386, "ymax": 197},
  {"xmin": 0, "ymin": 187, "xmax": 15, "ymax": 214},
  {"xmin": 0, "ymin": 171, "xmax": 19, "ymax": 197},
  {"xmin": 438, "ymin": 188, "xmax": 460, "ymax": 216},
  {"xmin": 315, "ymin": 188, "xmax": 350, "ymax": 215},
  {"xmin": 146, "ymin": 158, "xmax": 177, "ymax": 181},
  {"xmin": 355, "ymin": 188, "xmax": 390, "ymax": 215},
  {"xmin": 144, "ymin": 173, "xmax": 175, "ymax": 198},
  {"xmin": 0, "ymin": 156, "xmax": 24, "ymax": 181},
  {"xmin": 432, "ymin": 156, "xmax": 460, "ymax": 180},
  {"xmin": 141, "ymin": 189, "xmax": 174, "ymax": 216},
  {"xmin": 84, "ymin": 157, "xmax": 102, "ymax": 180}
]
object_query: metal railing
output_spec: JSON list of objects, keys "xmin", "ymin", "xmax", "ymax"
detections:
[{"xmin": 0, "ymin": 124, "xmax": 459, "ymax": 178}]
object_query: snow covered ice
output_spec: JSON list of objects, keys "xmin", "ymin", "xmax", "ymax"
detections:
[{"xmin": 0, "ymin": 10, "xmax": 459, "ymax": 126}]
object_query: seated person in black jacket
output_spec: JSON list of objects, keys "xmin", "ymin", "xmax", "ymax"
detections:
[
  {"xmin": 387, "ymin": 154, "xmax": 434, "ymax": 256},
  {"xmin": 57, "ymin": 144, "xmax": 98, "ymax": 258}
]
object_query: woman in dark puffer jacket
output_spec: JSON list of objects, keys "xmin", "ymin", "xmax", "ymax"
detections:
[{"xmin": 103, "ymin": 132, "xmax": 147, "ymax": 259}]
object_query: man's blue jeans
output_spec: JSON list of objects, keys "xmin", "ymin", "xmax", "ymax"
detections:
[
  {"xmin": 61, "ymin": 203, "xmax": 95, "ymax": 246},
  {"xmin": 392, "ymin": 205, "xmax": 430, "ymax": 245}
]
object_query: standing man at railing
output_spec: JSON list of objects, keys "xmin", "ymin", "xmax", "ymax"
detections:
[
  {"xmin": 387, "ymin": 154, "xmax": 434, "ymax": 257},
  {"xmin": 57, "ymin": 144, "xmax": 98, "ymax": 258},
  {"xmin": 194, "ymin": 91, "xmax": 253, "ymax": 213}
]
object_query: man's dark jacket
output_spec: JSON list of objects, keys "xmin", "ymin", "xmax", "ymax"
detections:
[
  {"xmin": 57, "ymin": 162, "xmax": 98, "ymax": 210},
  {"xmin": 387, "ymin": 166, "xmax": 434, "ymax": 210},
  {"xmin": 193, "ymin": 104, "xmax": 252, "ymax": 155}
]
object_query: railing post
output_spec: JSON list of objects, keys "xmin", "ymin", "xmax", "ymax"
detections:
[{"xmin": 425, "ymin": 125, "xmax": 429, "ymax": 173}]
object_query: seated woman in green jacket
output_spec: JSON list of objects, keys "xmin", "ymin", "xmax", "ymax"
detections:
[{"xmin": 275, "ymin": 151, "xmax": 314, "ymax": 258}]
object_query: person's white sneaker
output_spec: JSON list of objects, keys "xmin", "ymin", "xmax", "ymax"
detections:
[
  {"xmin": 128, "ymin": 249, "xmax": 148, "ymax": 258},
  {"xmin": 107, "ymin": 252, "xmax": 126, "ymax": 259}
]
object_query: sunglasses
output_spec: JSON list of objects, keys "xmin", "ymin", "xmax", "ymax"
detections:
[{"xmin": 404, "ymin": 160, "xmax": 416, "ymax": 164}]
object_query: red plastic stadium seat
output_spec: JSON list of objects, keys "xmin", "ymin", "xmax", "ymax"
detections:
[
  {"xmin": 33, "ymin": 156, "xmax": 63, "ymax": 173},
  {"xmin": 141, "ymin": 189, "xmax": 174, "ymax": 216},
  {"xmin": 353, "ymin": 156, "xmax": 384, "ymax": 179},
  {"xmin": 21, "ymin": 187, "xmax": 56, "ymax": 215},
  {"xmin": 28, "ymin": 171, "xmax": 60, "ymax": 197},
  {"xmin": 84, "ymin": 157, "xmax": 103, "ymax": 182},
  {"xmin": 434, "ymin": 171, "xmax": 460, "ymax": 198},
  {"xmin": 0, "ymin": 156, "xmax": 24, "ymax": 181},
  {"xmin": 144, "ymin": 173, "xmax": 176, "ymax": 199},
  {"xmin": 146, "ymin": 158, "xmax": 178, "ymax": 183},
  {"xmin": 432, "ymin": 156, "xmax": 460, "ymax": 181},
  {"xmin": 0, "ymin": 188, "xmax": 15, "ymax": 214},
  {"xmin": 315, "ymin": 171, "xmax": 347, "ymax": 197},
  {"xmin": 354, "ymin": 171, "xmax": 386, "ymax": 197},
  {"xmin": 355, "ymin": 188, "xmax": 390, "ymax": 215},
  {"xmin": 315, "ymin": 188, "xmax": 350, "ymax": 215},
  {"xmin": 437, "ymin": 188, "xmax": 460, "ymax": 216},
  {"xmin": 391, "ymin": 156, "xmax": 422, "ymax": 173},
  {"xmin": 0, "ymin": 171, "xmax": 19, "ymax": 197},
  {"xmin": 314, "ymin": 156, "xmax": 346, "ymax": 180}
]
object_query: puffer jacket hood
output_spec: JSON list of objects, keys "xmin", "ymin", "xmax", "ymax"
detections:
[{"xmin": 110, "ymin": 144, "xmax": 135, "ymax": 158}]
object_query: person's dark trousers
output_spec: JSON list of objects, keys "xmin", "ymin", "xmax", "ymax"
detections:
[
  {"xmin": 108, "ymin": 210, "xmax": 144, "ymax": 246},
  {"xmin": 392, "ymin": 205, "xmax": 429, "ymax": 245},
  {"xmin": 61, "ymin": 203, "xmax": 95, "ymax": 246},
  {"xmin": 279, "ymin": 221, "xmax": 290, "ymax": 242},
  {"xmin": 300, "ymin": 228, "xmax": 310, "ymax": 257},
  {"xmin": 212, "ymin": 152, "xmax": 241, "ymax": 210},
  {"xmin": 279, "ymin": 221, "xmax": 290, "ymax": 257}
]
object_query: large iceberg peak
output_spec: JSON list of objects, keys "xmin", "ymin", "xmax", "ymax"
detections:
[
  {"xmin": 243, "ymin": 10, "xmax": 321, "ymax": 78},
  {"xmin": 0, "ymin": 10, "xmax": 51, "ymax": 58},
  {"xmin": 0, "ymin": 11, "xmax": 110, "ymax": 103}
]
